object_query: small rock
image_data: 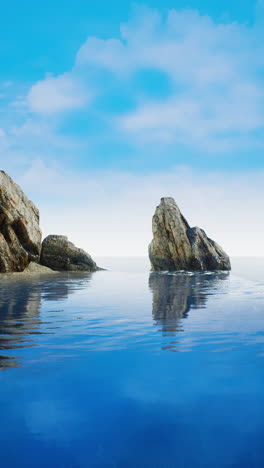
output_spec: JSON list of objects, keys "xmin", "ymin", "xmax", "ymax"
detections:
[{"xmin": 22, "ymin": 262, "xmax": 56, "ymax": 275}]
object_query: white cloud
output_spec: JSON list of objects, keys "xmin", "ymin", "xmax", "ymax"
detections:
[
  {"xmin": 75, "ymin": 6, "xmax": 264, "ymax": 150},
  {"xmin": 77, "ymin": 8, "xmax": 240, "ymax": 82},
  {"xmin": 27, "ymin": 73, "xmax": 89, "ymax": 114},
  {"xmin": 119, "ymin": 83, "xmax": 264, "ymax": 151},
  {"xmin": 8, "ymin": 5, "xmax": 264, "ymax": 151},
  {"xmin": 77, "ymin": 37, "xmax": 130, "ymax": 74},
  {"xmin": 10, "ymin": 118, "xmax": 81, "ymax": 150},
  {"xmin": 15, "ymin": 161, "xmax": 264, "ymax": 257}
]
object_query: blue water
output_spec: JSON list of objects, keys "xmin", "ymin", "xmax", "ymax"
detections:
[{"xmin": 1, "ymin": 257, "xmax": 264, "ymax": 467}]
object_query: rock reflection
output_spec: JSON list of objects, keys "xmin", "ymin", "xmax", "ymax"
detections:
[
  {"xmin": 149, "ymin": 271, "xmax": 229, "ymax": 349},
  {"xmin": 0, "ymin": 272, "xmax": 94, "ymax": 370}
]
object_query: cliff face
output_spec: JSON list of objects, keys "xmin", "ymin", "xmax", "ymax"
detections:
[
  {"xmin": 0, "ymin": 171, "xmax": 42, "ymax": 272},
  {"xmin": 149, "ymin": 197, "xmax": 231, "ymax": 271}
]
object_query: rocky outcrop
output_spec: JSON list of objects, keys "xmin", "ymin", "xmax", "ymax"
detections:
[
  {"xmin": 0, "ymin": 171, "xmax": 42, "ymax": 272},
  {"xmin": 40, "ymin": 235, "xmax": 99, "ymax": 272},
  {"xmin": 149, "ymin": 197, "xmax": 231, "ymax": 271}
]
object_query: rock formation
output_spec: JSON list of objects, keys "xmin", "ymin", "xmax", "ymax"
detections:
[
  {"xmin": 149, "ymin": 197, "xmax": 231, "ymax": 271},
  {"xmin": 40, "ymin": 235, "xmax": 99, "ymax": 272},
  {"xmin": 18, "ymin": 262, "xmax": 56, "ymax": 276},
  {"xmin": 0, "ymin": 171, "xmax": 42, "ymax": 272}
]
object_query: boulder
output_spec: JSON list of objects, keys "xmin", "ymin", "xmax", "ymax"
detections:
[
  {"xmin": 40, "ymin": 235, "xmax": 99, "ymax": 272},
  {"xmin": 0, "ymin": 171, "xmax": 42, "ymax": 272},
  {"xmin": 149, "ymin": 197, "xmax": 231, "ymax": 271}
]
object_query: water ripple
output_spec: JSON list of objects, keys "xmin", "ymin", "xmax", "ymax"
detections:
[{"xmin": 0, "ymin": 268, "xmax": 264, "ymax": 368}]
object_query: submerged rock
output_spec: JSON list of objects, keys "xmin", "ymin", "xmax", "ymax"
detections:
[
  {"xmin": 149, "ymin": 197, "xmax": 231, "ymax": 271},
  {"xmin": 40, "ymin": 235, "xmax": 99, "ymax": 272},
  {"xmin": 0, "ymin": 171, "xmax": 42, "ymax": 272},
  {"xmin": 21, "ymin": 262, "xmax": 56, "ymax": 275}
]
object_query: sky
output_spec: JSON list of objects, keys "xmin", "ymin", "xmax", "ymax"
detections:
[{"xmin": 0, "ymin": 0, "xmax": 264, "ymax": 256}]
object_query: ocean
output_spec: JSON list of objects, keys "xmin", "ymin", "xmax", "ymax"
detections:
[{"xmin": 0, "ymin": 257, "xmax": 264, "ymax": 467}]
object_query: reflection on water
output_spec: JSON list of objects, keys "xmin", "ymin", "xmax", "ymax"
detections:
[
  {"xmin": 0, "ymin": 269, "xmax": 233, "ymax": 367},
  {"xmin": 0, "ymin": 286, "xmax": 42, "ymax": 370},
  {"xmin": 1, "ymin": 260, "xmax": 264, "ymax": 467},
  {"xmin": 0, "ymin": 273, "xmax": 93, "ymax": 370},
  {"xmin": 149, "ymin": 271, "xmax": 229, "ymax": 348}
]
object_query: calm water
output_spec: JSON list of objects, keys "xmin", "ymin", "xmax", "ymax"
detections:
[{"xmin": 1, "ymin": 257, "xmax": 264, "ymax": 467}]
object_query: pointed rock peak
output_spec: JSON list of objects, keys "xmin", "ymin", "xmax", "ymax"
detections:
[
  {"xmin": 159, "ymin": 197, "xmax": 182, "ymax": 212},
  {"xmin": 149, "ymin": 197, "xmax": 231, "ymax": 272},
  {"xmin": 160, "ymin": 197, "xmax": 177, "ymax": 204}
]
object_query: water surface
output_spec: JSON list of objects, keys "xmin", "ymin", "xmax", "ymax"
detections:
[{"xmin": 1, "ymin": 257, "xmax": 264, "ymax": 467}]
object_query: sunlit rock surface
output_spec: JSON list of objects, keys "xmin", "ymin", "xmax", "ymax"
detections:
[
  {"xmin": 149, "ymin": 197, "xmax": 231, "ymax": 271},
  {"xmin": 0, "ymin": 171, "xmax": 42, "ymax": 272}
]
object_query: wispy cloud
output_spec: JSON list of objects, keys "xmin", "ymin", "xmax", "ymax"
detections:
[
  {"xmin": 27, "ymin": 73, "xmax": 89, "ymax": 114},
  {"xmin": 5, "ymin": 4, "xmax": 263, "ymax": 155},
  {"xmin": 76, "ymin": 6, "xmax": 264, "ymax": 150}
]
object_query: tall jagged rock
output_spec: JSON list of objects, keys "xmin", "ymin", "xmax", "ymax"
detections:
[
  {"xmin": 149, "ymin": 197, "xmax": 231, "ymax": 271},
  {"xmin": 0, "ymin": 171, "xmax": 42, "ymax": 272},
  {"xmin": 40, "ymin": 235, "xmax": 100, "ymax": 272}
]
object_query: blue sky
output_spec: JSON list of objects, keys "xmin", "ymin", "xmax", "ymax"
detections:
[
  {"xmin": 0, "ymin": 1, "xmax": 263, "ymax": 255},
  {"xmin": 0, "ymin": 0, "xmax": 258, "ymax": 80}
]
